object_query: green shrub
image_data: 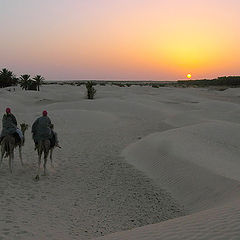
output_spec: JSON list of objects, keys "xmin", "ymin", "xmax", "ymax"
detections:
[{"xmin": 86, "ymin": 81, "xmax": 96, "ymax": 99}]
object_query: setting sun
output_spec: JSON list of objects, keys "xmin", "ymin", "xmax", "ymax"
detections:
[{"xmin": 187, "ymin": 74, "xmax": 192, "ymax": 79}]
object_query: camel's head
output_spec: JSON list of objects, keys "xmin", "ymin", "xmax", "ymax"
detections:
[{"xmin": 20, "ymin": 123, "xmax": 29, "ymax": 133}]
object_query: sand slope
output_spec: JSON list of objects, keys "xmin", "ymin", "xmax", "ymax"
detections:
[
  {"xmin": 95, "ymin": 199, "xmax": 240, "ymax": 240},
  {"xmin": 122, "ymin": 121, "xmax": 240, "ymax": 212},
  {"xmin": 95, "ymin": 87, "xmax": 240, "ymax": 240},
  {"xmin": 1, "ymin": 85, "xmax": 240, "ymax": 239}
]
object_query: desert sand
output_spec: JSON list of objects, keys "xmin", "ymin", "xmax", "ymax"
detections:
[{"xmin": 1, "ymin": 84, "xmax": 240, "ymax": 239}]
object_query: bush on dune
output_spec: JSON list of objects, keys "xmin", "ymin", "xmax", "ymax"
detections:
[{"xmin": 86, "ymin": 81, "xmax": 97, "ymax": 99}]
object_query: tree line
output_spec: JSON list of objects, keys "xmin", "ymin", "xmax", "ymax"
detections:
[
  {"xmin": 177, "ymin": 76, "xmax": 240, "ymax": 87},
  {"xmin": 0, "ymin": 68, "xmax": 44, "ymax": 91}
]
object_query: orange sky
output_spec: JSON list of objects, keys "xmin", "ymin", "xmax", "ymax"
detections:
[{"xmin": 0, "ymin": 0, "xmax": 239, "ymax": 80}]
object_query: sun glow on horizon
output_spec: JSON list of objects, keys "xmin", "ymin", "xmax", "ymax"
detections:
[{"xmin": 187, "ymin": 74, "xmax": 192, "ymax": 79}]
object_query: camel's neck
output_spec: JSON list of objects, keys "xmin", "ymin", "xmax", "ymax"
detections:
[
  {"xmin": 20, "ymin": 124, "xmax": 28, "ymax": 137},
  {"xmin": 21, "ymin": 129, "xmax": 26, "ymax": 136}
]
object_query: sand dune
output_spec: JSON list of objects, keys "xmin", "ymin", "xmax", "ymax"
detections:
[
  {"xmin": 1, "ymin": 84, "xmax": 240, "ymax": 239},
  {"xmin": 96, "ymin": 87, "xmax": 240, "ymax": 240},
  {"xmin": 122, "ymin": 122, "xmax": 240, "ymax": 212}
]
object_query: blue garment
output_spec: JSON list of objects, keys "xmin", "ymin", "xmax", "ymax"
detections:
[
  {"xmin": 0, "ymin": 113, "xmax": 17, "ymax": 137},
  {"xmin": 32, "ymin": 116, "xmax": 52, "ymax": 142},
  {"xmin": 16, "ymin": 128, "xmax": 23, "ymax": 140}
]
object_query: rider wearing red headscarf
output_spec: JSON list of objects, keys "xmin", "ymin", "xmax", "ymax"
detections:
[
  {"xmin": 0, "ymin": 108, "xmax": 18, "ymax": 143},
  {"xmin": 31, "ymin": 110, "xmax": 52, "ymax": 146}
]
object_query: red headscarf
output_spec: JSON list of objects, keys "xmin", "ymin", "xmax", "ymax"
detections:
[{"xmin": 42, "ymin": 110, "xmax": 48, "ymax": 116}]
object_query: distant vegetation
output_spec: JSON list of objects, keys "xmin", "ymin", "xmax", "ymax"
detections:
[
  {"xmin": 33, "ymin": 75, "xmax": 44, "ymax": 91},
  {"xmin": 44, "ymin": 77, "xmax": 240, "ymax": 89},
  {"xmin": 176, "ymin": 76, "xmax": 240, "ymax": 88},
  {"xmin": 0, "ymin": 68, "xmax": 44, "ymax": 90},
  {"xmin": 2, "ymin": 68, "xmax": 240, "ymax": 91},
  {"xmin": 0, "ymin": 68, "xmax": 18, "ymax": 88},
  {"xmin": 85, "ymin": 81, "xmax": 97, "ymax": 99}
]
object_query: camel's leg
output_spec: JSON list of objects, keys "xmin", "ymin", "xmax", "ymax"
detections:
[
  {"xmin": 0, "ymin": 142, "xmax": 5, "ymax": 167},
  {"xmin": 0, "ymin": 153, "xmax": 4, "ymax": 167},
  {"xmin": 9, "ymin": 156, "xmax": 12, "ymax": 173},
  {"xmin": 19, "ymin": 146, "xmax": 23, "ymax": 166},
  {"xmin": 9, "ymin": 152, "xmax": 13, "ymax": 173},
  {"xmin": 43, "ymin": 140, "xmax": 51, "ymax": 175},
  {"xmin": 36, "ymin": 148, "xmax": 42, "ymax": 180},
  {"xmin": 50, "ymin": 148, "xmax": 53, "ymax": 167},
  {"xmin": 43, "ymin": 148, "xmax": 49, "ymax": 176},
  {"xmin": 43, "ymin": 157, "xmax": 47, "ymax": 176},
  {"xmin": 10, "ymin": 147, "xmax": 15, "ymax": 173},
  {"xmin": 0, "ymin": 146, "xmax": 5, "ymax": 168}
]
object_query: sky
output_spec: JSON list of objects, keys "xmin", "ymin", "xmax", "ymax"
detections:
[{"xmin": 0, "ymin": 0, "xmax": 239, "ymax": 81}]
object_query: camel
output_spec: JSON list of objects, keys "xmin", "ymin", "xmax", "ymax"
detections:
[
  {"xmin": 35, "ymin": 139, "xmax": 51, "ymax": 181},
  {"xmin": 35, "ymin": 124, "xmax": 61, "ymax": 180},
  {"xmin": 0, "ymin": 123, "xmax": 28, "ymax": 173}
]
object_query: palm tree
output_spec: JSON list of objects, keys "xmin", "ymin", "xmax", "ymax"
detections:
[
  {"xmin": 19, "ymin": 74, "xmax": 31, "ymax": 90},
  {"xmin": 33, "ymin": 75, "xmax": 44, "ymax": 91},
  {"xmin": 0, "ymin": 68, "xmax": 17, "ymax": 88}
]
